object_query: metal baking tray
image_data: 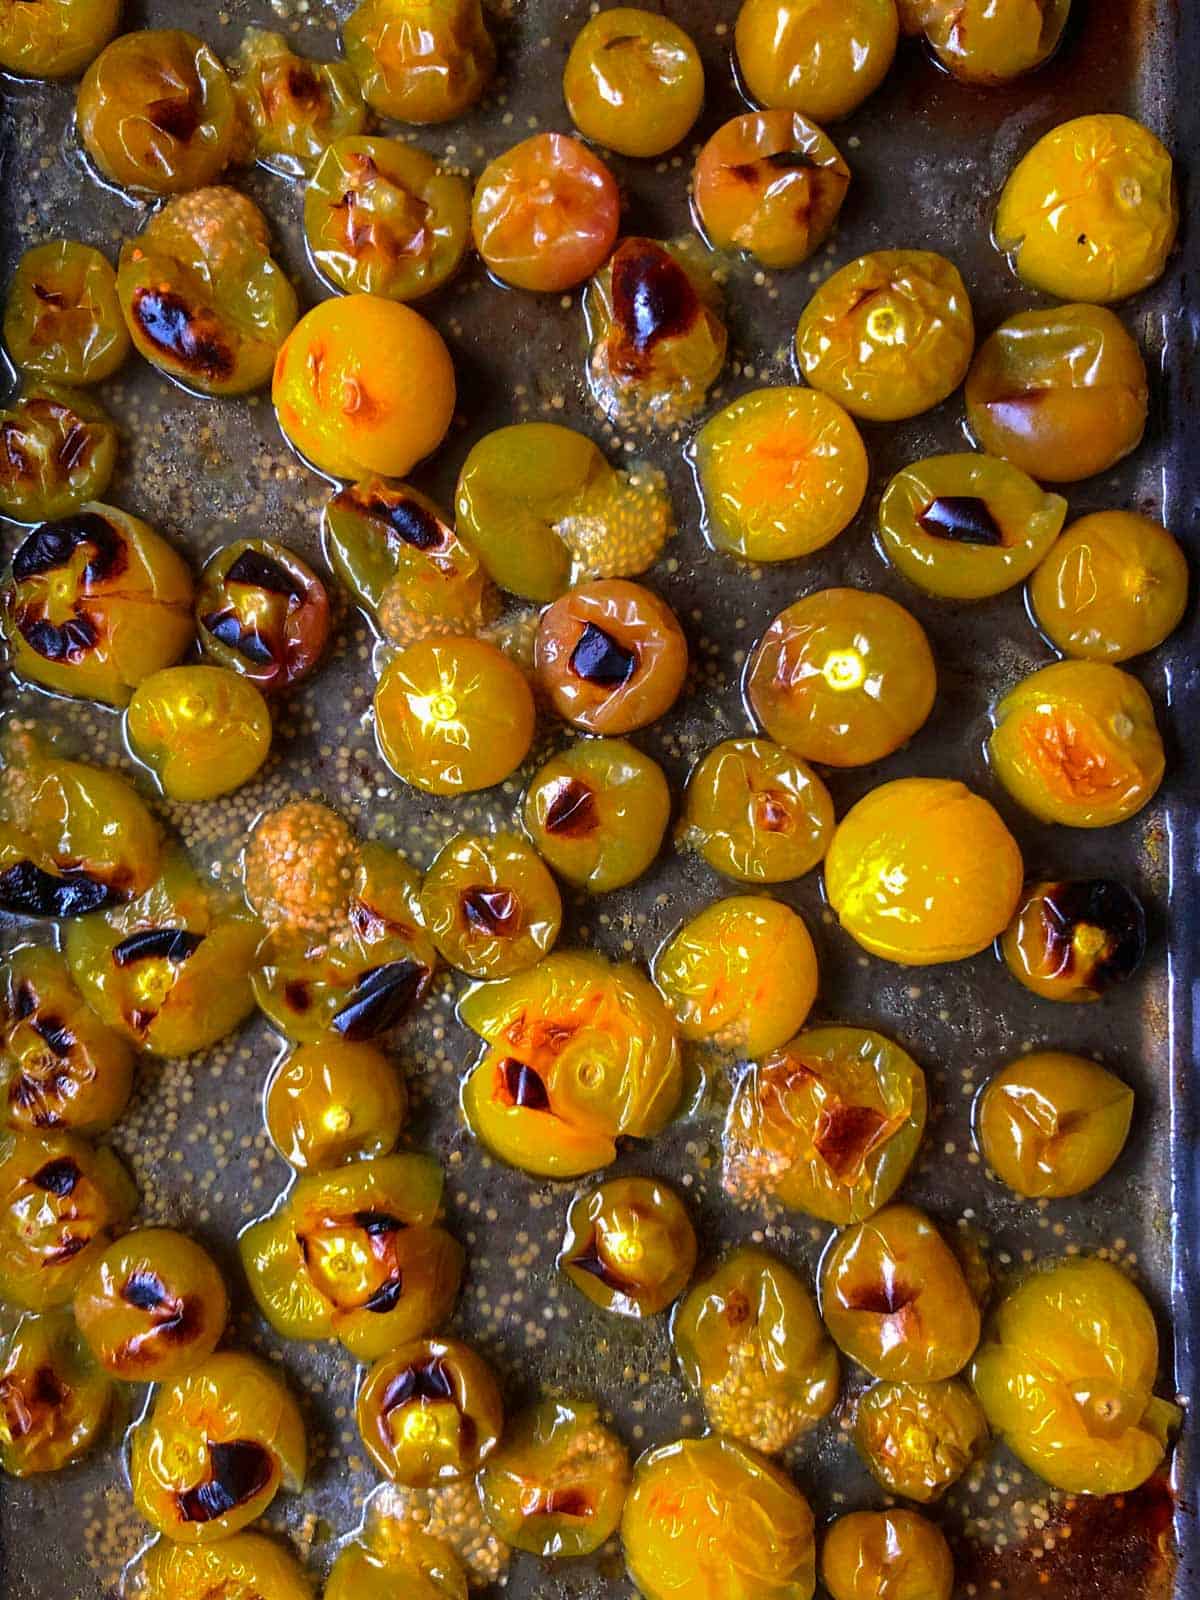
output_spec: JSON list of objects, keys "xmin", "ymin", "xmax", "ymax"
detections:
[{"xmin": 0, "ymin": 0, "xmax": 1195, "ymax": 1595}]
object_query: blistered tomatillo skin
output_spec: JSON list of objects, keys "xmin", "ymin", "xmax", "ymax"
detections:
[
  {"xmin": 976, "ymin": 1051, "xmax": 1133, "ymax": 1199},
  {"xmin": 233, "ymin": 29, "xmax": 367, "ymax": 178},
  {"xmin": 585, "ymin": 238, "xmax": 728, "ymax": 430},
  {"xmin": 2, "ymin": 505, "xmax": 194, "ymax": 707},
  {"xmin": 621, "ymin": 1434, "xmax": 817, "ymax": 1600},
  {"xmin": 694, "ymin": 386, "xmax": 868, "ymax": 563},
  {"xmin": 901, "ymin": 0, "xmax": 1071, "ymax": 84},
  {"xmin": 419, "ymin": 831, "xmax": 562, "ymax": 979},
  {"xmin": 0, "ymin": 1310, "xmax": 112, "ymax": 1481},
  {"xmin": 722, "ymin": 1026, "xmax": 927, "ymax": 1225},
  {"xmin": 559, "ymin": 1177, "xmax": 697, "ymax": 1318},
  {"xmin": 735, "ymin": 0, "xmax": 899, "ymax": 123},
  {"xmin": 1001, "ymin": 877, "xmax": 1147, "ymax": 1003},
  {"xmin": 996, "ymin": 114, "xmax": 1177, "ymax": 304},
  {"xmin": 239, "ymin": 1152, "xmax": 463, "ymax": 1361},
  {"xmin": 306, "ymin": 137, "xmax": 471, "ymax": 302},
  {"xmin": 564, "ymin": 8, "xmax": 704, "ymax": 159},
  {"xmin": 535, "ymin": 579, "xmax": 689, "ymax": 736},
  {"xmin": 877, "ymin": 452, "xmax": 1068, "ymax": 601},
  {"xmin": 819, "ymin": 1203, "xmax": 981, "ymax": 1382},
  {"xmin": 129, "ymin": 1351, "xmax": 306, "ymax": 1543},
  {"xmin": 77, "ymin": 30, "xmax": 240, "ymax": 195},
  {"xmin": 264, "ymin": 1037, "xmax": 407, "ymax": 1172},
  {"xmin": 118, "ymin": 188, "xmax": 299, "ymax": 399},
  {"xmin": 522, "ymin": 737, "xmax": 672, "ymax": 895},
  {"xmin": 965, "ymin": 303, "xmax": 1148, "ymax": 483},
  {"xmin": 673, "ymin": 1246, "xmax": 839, "ymax": 1455},
  {"xmin": 356, "ymin": 1336, "xmax": 503, "ymax": 1487},
  {"xmin": 374, "ymin": 636, "xmax": 536, "ymax": 796},
  {"xmin": 681, "ymin": 738, "xmax": 835, "ymax": 884},
  {"xmin": 988, "ymin": 660, "xmax": 1165, "ymax": 828},
  {"xmin": 273, "ymin": 295, "xmax": 456, "ymax": 482},
  {"xmin": 0, "ymin": 729, "xmax": 162, "ymax": 920},
  {"xmin": 1029, "ymin": 511, "xmax": 1189, "ymax": 663},
  {"xmin": 342, "ymin": 0, "xmax": 495, "ymax": 124},
  {"xmin": 455, "ymin": 422, "xmax": 675, "ymax": 602},
  {"xmin": 126, "ymin": 1532, "xmax": 315, "ymax": 1600},
  {"xmin": 0, "ymin": 945, "xmax": 134, "ymax": 1135},
  {"xmin": 820, "ymin": 1508, "xmax": 954, "ymax": 1600},
  {"xmin": 460, "ymin": 951, "xmax": 683, "ymax": 1180},
  {"xmin": 746, "ymin": 588, "xmax": 936, "ymax": 768},
  {"xmin": 126, "ymin": 666, "xmax": 273, "ymax": 803},
  {"xmin": 3, "ymin": 241, "xmax": 129, "ymax": 386},
  {"xmin": 0, "ymin": 386, "xmax": 118, "ymax": 526},
  {"xmin": 970, "ymin": 1256, "xmax": 1180, "ymax": 1495},
  {"xmin": 197, "ymin": 538, "xmax": 331, "ymax": 693},
  {"xmin": 653, "ymin": 895, "xmax": 819, "ymax": 1058},
  {"xmin": 72, "ymin": 1226, "xmax": 229, "ymax": 1383},
  {"xmin": 472, "ymin": 134, "xmax": 621, "ymax": 293},
  {"xmin": 324, "ymin": 1536, "xmax": 468, "ymax": 1600},
  {"xmin": 65, "ymin": 850, "xmax": 260, "ymax": 1057},
  {"xmin": 855, "ymin": 1378, "xmax": 988, "ymax": 1502},
  {"xmin": 825, "ymin": 777, "xmax": 1024, "ymax": 966},
  {"xmin": 795, "ymin": 250, "xmax": 974, "ymax": 423},
  {"xmin": 693, "ymin": 112, "xmax": 851, "ymax": 271},
  {"xmin": 479, "ymin": 1399, "xmax": 628, "ymax": 1560},
  {"xmin": 0, "ymin": 0, "xmax": 120, "ymax": 79},
  {"xmin": 0, "ymin": 1129, "xmax": 136, "ymax": 1312}
]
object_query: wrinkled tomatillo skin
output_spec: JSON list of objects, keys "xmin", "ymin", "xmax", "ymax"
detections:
[
  {"xmin": 745, "ymin": 588, "xmax": 937, "ymax": 768},
  {"xmin": 1000, "ymin": 877, "xmax": 1147, "ymax": 1003},
  {"xmin": 460, "ymin": 951, "xmax": 683, "ymax": 1180},
  {"xmin": 126, "ymin": 1532, "xmax": 315, "ymax": 1600},
  {"xmin": 118, "ymin": 188, "xmax": 299, "ymax": 398},
  {"xmin": 129, "ymin": 1351, "xmax": 306, "ymax": 1543},
  {"xmin": 621, "ymin": 1434, "xmax": 817, "ymax": 1600},
  {"xmin": 970, "ymin": 1256, "xmax": 1180, "ymax": 1495},
  {"xmin": 472, "ymin": 134, "xmax": 620, "ymax": 293},
  {"xmin": 995, "ymin": 114, "xmax": 1177, "ymax": 304},
  {"xmin": 680, "ymin": 737, "xmax": 835, "ymax": 884},
  {"xmin": 818, "ymin": 1203, "xmax": 981, "ymax": 1381},
  {"xmin": 232, "ymin": 28, "xmax": 367, "ymax": 178},
  {"xmin": 965, "ymin": 303, "xmax": 1148, "ymax": 483},
  {"xmin": 419, "ymin": 830, "xmax": 562, "ymax": 979},
  {"xmin": 563, "ymin": 8, "xmax": 704, "ymax": 159},
  {"xmin": 820, "ymin": 1508, "xmax": 954, "ymax": 1600},
  {"xmin": 0, "ymin": 385, "xmax": 118, "ymax": 526},
  {"xmin": 653, "ymin": 895, "xmax": 819, "ymax": 1059},
  {"xmin": 2, "ymin": 505, "xmax": 194, "ymax": 707},
  {"xmin": 3, "ymin": 241, "xmax": 129, "ymax": 386},
  {"xmin": 126, "ymin": 665, "xmax": 273, "ymax": 803},
  {"xmin": 343, "ymin": 0, "xmax": 495, "ymax": 124},
  {"xmin": 877, "ymin": 452, "xmax": 1068, "ymax": 600},
  {"xmin": 795, "ymin": 250, "xmax": 974, "ymax": 422},
  {"xmin": 0, "ymin": 0, "xmax": 120, "ymax": 79},
  {"xmin": 673, "ymin": 1246, "xmax": 839, "ymax": 1455},
  {"xmin": 854, "ymin": 1377, "xmax": 987, "ymax": 1502},
  {"xmin": 479, "ymin": 1397, "xmax": 630, "ymax": 1559},
  {"xmin": 324, "ymin": 1536, "xmax": 467, "ymax": 1600},
  {"xmin": 264, "ymin": 1036, "xmax": 407, "ymax": 1172},
  {"xmin": 522, "ymin": 737, "xmax": 671, "ymax": 894},
  {"xmin": 825, "ymin": 777, "xmax": 1023, "ymax": 965},
  {"xmin": 355, "ymin": 1336, "xmax": 503, "ymax": 1486},
  {"xmin": 901, "ymin": 0, "xmax": 1071, "ymax": 84},
  {"xmin": 0, "ymin": 1309, "xmax": 113, "ymax": 1478},
  {"xmin": 723, "ymin": 1026, "xmax": 927, "ymax": 1224},
  {"xmin": 1029, "ymin": 511, "xmax": 1189, "ymax": 663},
  {"xmin": 693, "ymin": 111, "xmax": 851, "ymax": 271},
  {"xmin": 975, "ymin": 1051, "xmax": 1133, "ymax": 1200},
  {"xmin": 197, "ymin": 538, "xmax": 331, "ymax": 693},
  {"xmin": 559, "ymin": 1176, "xmax": 697, "ymax": 1318},
  {"xmin": 694, "ymin": 387, "xmax": 868, "ymax": 563},
  {"xmin": 988, "ymin": 660, "xmax": 1165, "ymax": 828},
  {"xmin": 735, "ymin": 0, "xmax": 899, "ymax": 123},
  {"xmin": 77, "ymin": 30, "xmax": 240, "ymax": 196}
]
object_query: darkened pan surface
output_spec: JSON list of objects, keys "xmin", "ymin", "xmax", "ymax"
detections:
[{"xmin": 0, "ymin": 0, "xmax": 1195, "ymax": 1595}]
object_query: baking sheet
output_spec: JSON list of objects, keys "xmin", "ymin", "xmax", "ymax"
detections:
[{"xmin": 0, "ymin": 0, "xmax": 1194, "ymax": 1594}]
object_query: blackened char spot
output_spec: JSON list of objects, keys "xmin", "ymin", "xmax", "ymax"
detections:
[
  {"xmin": 331, "ymin": 960, "xmax": 428, "ymax": 1040},
  {"xmin": 353, "ymin": 1210, "xmax": 403, "ymax": 1236},
  {"xmin": 569, "ymin": 622, "xmax": 637, "ymax": 686},
  {"xmin": 500, "ymin": 1058, "xmax": 550, "ymax": 1111},
  {"xmin": 543, "ymin": 779, "xmax": 598, "ymax": 838},
  {"xmin": 32, "ymin": 1016, "xmax": 74, "ymax": 1058},
  {"xmin": 611, "ymin": 240, "xmax": 699, "ymax": 356},
  {"xmin": 146, "ymin": 95, "xmax": 200, "ymax": 143},
  {"xmin": 460, "ymin": 886, "xmax": 520, "ymax": 938},
  {"xmin": 766, "ymin": 149, "xmax": 819, "ymax": 169},
  {"xmin": 284, "ymin": 980, "xmax": 310, "ymax": 1014},
  {"xmin": 375, "ymin": 494, "xmax": 445, "ymax": 551},
  {"xmin": 0, "ymin": 860, "xmax": 120, "ymax": 919},
  {"xmin": 201, "ymin": 609, "xmax": 276, "ymax": 666},
  {"xmin": 20, "ymin": 614, "xmax": 98, "ymax": 662},
  {"xmin": 917, "ymin": 496, "xmax": 1005, "ymax": 547},
  {"xmin": 122, "ymin": 1271, "xmax": 171, "ymax": 1312},
  {"xmin": 12, "ymin": 511, "xmax": 125, "ymax": 585},
  {"xmin": 177, "ymin": 1440, "xmax": 273, "ymax": 1524},
  {"xmin": 568, "ymin": 1239, "xmax": 635, "ymax": 1295},
  {"xmin": 13, "ymin": 983, "xmax": 38, "ymax": 1022},
  {"xmin": 1040, "ymin": 879, "xmax": 1147, "ymax": 993},
  {"xmin": 843, "ymin": 1276, "xmax": 918, "ymax": 1316},
  {"xmin": 224, "ymin": 548, "xmax": 306, "ymax": 601},
  {"xmin": 286, "ymin": 66, "xmax": 324, "ymax": 108},
  {"xmin": 131, "ymin": 288, "xmax": 235, "ymax": 382},
  {"xmin": 381, "ymin": 1356, "xmax": 455, "ymax": 1412},
  {"xmin": 112, "ymin": 928, "xmax": 204, "ymax": 968},
  {"xmin": 30, "ymin": 1157, "xmax": 80, "ymax": 1197},
  {"xmin": 362, "ymin": 1274, "xmax": 405, "ymax": 1314}
]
